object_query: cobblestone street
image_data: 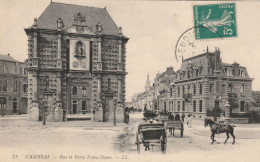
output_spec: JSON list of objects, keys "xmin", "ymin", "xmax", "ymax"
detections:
[{"xmin": 1, "ymin": 113, "xmax": 260, "ymax": 162}]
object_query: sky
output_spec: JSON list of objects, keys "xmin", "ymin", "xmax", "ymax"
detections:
[{"xmin": 1, "ymin": 0, "xmax": 260, "ymax": 102}]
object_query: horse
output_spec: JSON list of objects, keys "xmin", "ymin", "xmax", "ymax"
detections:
[{"xmin": 204, "ymin": 118, "xmax": 236, "ymax": 144}]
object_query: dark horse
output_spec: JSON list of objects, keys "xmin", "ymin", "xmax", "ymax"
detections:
[{"xmin": 204, "ymin": 118, "xmax": 235, "ymax": 144}]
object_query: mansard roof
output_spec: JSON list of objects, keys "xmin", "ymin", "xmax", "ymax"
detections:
[{"xmin": 26, "ymin": 2, "xmax": 121, "ymax": 36}]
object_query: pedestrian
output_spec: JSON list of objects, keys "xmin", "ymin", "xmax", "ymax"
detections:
[
  {"xmin": 175, "ymin": 113, "xmax": 180, "ymax": 120},
  {"xmin": 125, "ymin": 110, "xmax": 130, "ymax": 124},
  {"xmin": 181, "ymin": 113, "xmax": 185, "ymax": 122},
  {"xmin": 187, "ymin": 115, "xmax": 192, "ymax": 128}
]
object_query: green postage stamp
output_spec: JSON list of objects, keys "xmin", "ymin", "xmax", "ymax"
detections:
[{"xmin": 193, "ymin": 3, "xmax": 237, "ymax": 39}]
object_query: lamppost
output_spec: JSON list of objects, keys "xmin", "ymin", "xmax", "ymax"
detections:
[{"xmin": 113, "ymin": 98, "xmax": 117, "ymax": 126}]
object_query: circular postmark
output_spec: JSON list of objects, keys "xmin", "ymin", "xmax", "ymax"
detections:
[{"xmin": 175, "ymin": 25, "xmax": 223, "ymax": 63}]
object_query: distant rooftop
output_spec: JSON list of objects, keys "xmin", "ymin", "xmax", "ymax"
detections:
[{"xmin": 0, "ymin": 54, "xmax": 18, "ymax": 62}]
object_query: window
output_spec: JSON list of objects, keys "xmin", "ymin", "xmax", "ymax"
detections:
[
  {"xmin": 182, "ymin": 86, "xmax": 185, "ymax": 95},
  {"xmin": 0, "ymin": 97, "xmax": 7, "ymax": 104},
  {"xmin": 188, "ymin": 71, "xmax": 190, "ymax": 78},
  {"xmin": 180, "ymin": 73, "xmax": 182, "ymax": 80},
  {"xmin": 199, "ymin": 83, "xmax": 203, "ymax": 94},
  {"xmin": 0, "ymin": 80, "xmax": 2, "ymax": 91},
  {"xmin": 240, "ymin": 84, "xmax": 245, "ymax": 94},
  {"xmin": 72, "ymin": 101, "xmax": 78, "ymax": 114},
  {"xmin": 177, "ymin": 101, "xmax": 180, "ymax": 112},
  {"xmin": 13, "ymin": 81, "xmax": 18, "ymax": 92},
  {"xmin": 193, "ymin": 84, "xmax": 196, "ymax": 95},
  {"xmin": 229, "ymin": 83, "xmax": 233, "ymax": 93},
  {"xmin": 196, "ymin": 69, "xmax": 199, "ymax": 77},
  {"xmin": 240, "ymin": 101, "xmax": 245, "ymax": 112},
  {"xmin": 182, "ymin": 101, "xmax": 185, "ymax": 111},
  {"xmin": 193, "ymin": 100, "xmax": 196, "ymax": 112},
  {"xmin": 170, "ymin": 88, "xmax": 173, "ymax": 97},
  {"xmin": 221, "ymin": 84, "xmax": 226, "ymax": 96},
  {"xmin": 177, "ymin": 87, "xmax": 180, "ymax": 96},
  {"xmin": 0, "ymin": 65, "xmax": 4, "ymax": 73},
  {"xmin": 72, "ymin": 87, "xmax": 77, "ymax": 95},
  {"xmin": 13, "ymin": 98, "xmax": 17, "ymax": 113},
  {"xmin": 3, "ymin": 80, "xmax": 7, "ymax": 91},
  {"xmin": 210, "ymin": 83, "xmax": 213, "ymax": 93},
  {"xmin": 23, "ymin": 84, "xmax": 28, "ymax": 93},
  {"xmin": 199, "ymin": 100, "xmax": 203, "ymax": 112},
  {"xmin": 82, "ymin": 87, "xmax": 87, "ymax": 96},
  {"xmin": 187, "ymin": 85, "xmax": 190, "ymax": 93},
  {"xmin": 82, "ymin": 101, "xmax": 87, "ymax": 114}
]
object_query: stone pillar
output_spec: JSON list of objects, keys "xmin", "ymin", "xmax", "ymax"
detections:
[
  {"xmin": 33, "ymin": 32, "xmax": 37, "ymax": 58},
  {"xmin": 117, "ymin": 39, "xmax": 122, "ymax": 71},
  {"xmin": 116, "ymin": 101, "xmax": 124, "ymax": 123},
  {"xmin": 94, "ymin": 102, "xmax": 103, "ymax": 122},
  {"xmin": 30, "ymin": 100, "xmax": 39, "ymax": 121},
  {"xmin": 56, "ymin": 76, "xmax": 61, "ymax": 101},
  {"xmin": 97, "ymin": 37, "xmax": 102, "ymax": 70},
  {"xmin": 57, "ymin": 34, "xmax": 62, "ymax": 68},
  {"xmin": 54, "ymin": 101, "xmax": 63, "ymax": 122},
  {"xmin": 32, "ymin": 72, "xmax": 38, "ymax": 100},
  {"xmin": 118, "ymin": 78, "xmax": 122, "ymax": 100},
  {"xmin": 97, "ymin": 75, "xmax": 102, "ymax": 100}
]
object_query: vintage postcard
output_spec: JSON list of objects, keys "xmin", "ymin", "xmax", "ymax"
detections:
[{"xmin": 1, "ymin": 0, "xmax": 260, "ymax": 162}]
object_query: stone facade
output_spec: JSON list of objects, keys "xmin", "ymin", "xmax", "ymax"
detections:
[
  {"xmin": 0, "ymin": 54, "xmax": 28, "ymax": 115},
  {"xmin": 131, "ymin": 48, "xmax": 253, "ymax": 119},
  {"xmin": 171, "ymin": 48, "xmax": 253, "ymax": 118},
  {"xmin": 25, "ymin": 2, "xmax": 128, "ymax": 122}
]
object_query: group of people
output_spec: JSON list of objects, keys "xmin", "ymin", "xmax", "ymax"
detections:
[{"xmin": 168, "ymin": 113, "xmax": 192, "ymax": 128}]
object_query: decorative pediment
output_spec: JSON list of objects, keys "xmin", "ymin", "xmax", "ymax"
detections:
[{"xmin": 66, "ymin": 25, "xmax": 95, "ymax": 35}]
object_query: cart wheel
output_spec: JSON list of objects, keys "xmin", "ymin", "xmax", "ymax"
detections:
[{"xmin": 136, "ymin": 132, "xmax": 140, "ymax": 154}]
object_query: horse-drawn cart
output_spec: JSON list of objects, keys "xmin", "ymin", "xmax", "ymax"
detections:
[
  {"xmin": 135, "ymin": 123, "xmax": 167, "ymax": 154},
  {"xmin": 166, "ymin": 120, "xmax": 184, "ymax": 137}
]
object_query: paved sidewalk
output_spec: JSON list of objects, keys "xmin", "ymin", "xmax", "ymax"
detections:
[{"xmin": 0, "ymin": 115, "xmax": 128, "ymax": 128}]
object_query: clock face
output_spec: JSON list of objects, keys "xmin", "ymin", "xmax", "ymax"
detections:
[{"xmin": 175, "ymin": 26, "xmax": 223, "ymax": 67}]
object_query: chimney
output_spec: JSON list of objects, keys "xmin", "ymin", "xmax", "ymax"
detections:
[
  {"xmin": 119, "ymin": 27, "xmax": 122, "ymax": 35},
  {"xmin": 33, "ymin": 18, "xmax": 38, "ymax": 27}
]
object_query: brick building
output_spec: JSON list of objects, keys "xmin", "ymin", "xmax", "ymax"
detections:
[
  {"xmin": 170, "ymin": 47, "xmax": 253, "ymax": 118},
  {"xmin": 0, "ymin": 54, "xmax": 28, "ymax": 115},
  {"xmin": 25, "ymin": 2, "xmax": 128, "ymax": 122}
]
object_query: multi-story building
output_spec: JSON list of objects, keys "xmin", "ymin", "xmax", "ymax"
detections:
[
  {"xmin": 170, "ymin": 47, "xmax": 253, "ymax": 118},
  {"xmin": 130, "ymin": 67, "xmax": 175, "ymax": 112},
  {"xmin": 0, "ymin": 54, "xmax": 28, "ymax": 115},
  {"xmin": 24, "ymin": 2, "xmax": 128, "ymax": 122}
]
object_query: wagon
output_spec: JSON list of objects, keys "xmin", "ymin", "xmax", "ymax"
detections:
[
  {"xmin": 166, "ymin": 120, "xmax": 184, "ymax": 137},
  {"xmin": 135, "ymin": 123, "xmax": 167, "ymax": 154}
]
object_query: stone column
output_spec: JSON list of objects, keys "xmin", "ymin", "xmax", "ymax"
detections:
[
  {"xmin": 94, "ymin": 75, "xmax": 103, "ymax": 122},
  {"xmin": 56, "ymin": 75, "xmax": 61, "ymax": 101},
  {"xmin": 97, "ymin": 37, "xmax": 102, "ymax": 70},
  {"xmin": 33, "ymin": 32, "xmax": 37, "ymax": 58},
  {"xmin": 118, "ymin": 78, "xmax": 122, "ymax": 101},
  {"xmin": 32, "ymin": 72, "xmax": 38, "ymax": 100},
  {"xmin": 117, "ymin": 40, "xmax": 122, "ymax": 71},
  {"xmin": 56, "ymin": 34, "xmax": 62, "ymax": 68}
]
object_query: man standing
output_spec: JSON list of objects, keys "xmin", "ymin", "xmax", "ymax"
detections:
[{"xmin": 181, "ymin": 113, "xmax": 185, "ymax": 122}]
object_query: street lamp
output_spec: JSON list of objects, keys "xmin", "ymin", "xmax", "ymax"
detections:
[{"xmin": 113, "ymin": 98, "xmax": 117, "ymax": 126}]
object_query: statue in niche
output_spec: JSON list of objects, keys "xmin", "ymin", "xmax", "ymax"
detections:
[
  {"xmin": 74, "ymin": 41, "xmax": 86, "ymax": 60},
  {"xmin": 76, "ymin": 41, "xmax": 83, "ymax": 55}
]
